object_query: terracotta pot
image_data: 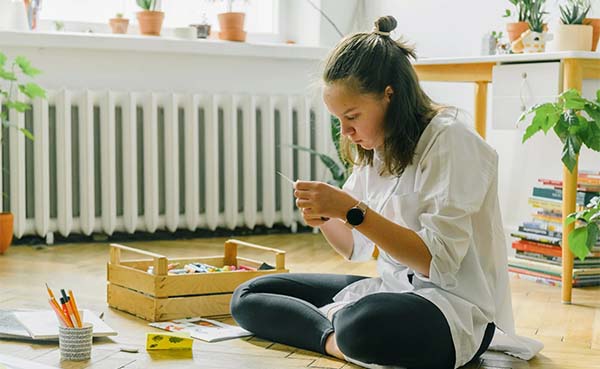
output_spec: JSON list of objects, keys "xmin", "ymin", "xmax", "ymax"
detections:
[
  {"xmin": 218, "ymin": 12, "xmax": 246, "ymax": 42},
  {"xmin": 136, "ymin": 11, "xmax": 164, "ymax": 36},
  {"xmin": 584, "ymin": 18, "xmax": 600, "ymax": 51},
  {"xmin": 555, "ymin": 24, "xmax": 593, "ymax": 51},
  {"xmin": 109, "ymin": 17, "xmax": 129, "ymax": 34},
  {"xmin": 506, "ymin": 21, "xmax": 529, "ymax": 42},
  {"xmin": 219, "ymin": 29, "xmax": 247, "ymax": 42},
  {"xmin": 0, "ymin": 212, "xmax": 14, "ymax": 255}
]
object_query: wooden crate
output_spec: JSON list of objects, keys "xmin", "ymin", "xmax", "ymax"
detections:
[{"xmin": 107, "ymin": 239, "xmax": 288, "ymax": 322}]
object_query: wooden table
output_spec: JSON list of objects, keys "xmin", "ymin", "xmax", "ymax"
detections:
[{"xmin": 413, "ymin": 51, "xmax": 600, "ymax": 304}]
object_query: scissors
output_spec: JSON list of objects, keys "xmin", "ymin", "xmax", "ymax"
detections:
[{"xmin": 277, "ymin": 171, "xmax": 329, "ymax": 222}]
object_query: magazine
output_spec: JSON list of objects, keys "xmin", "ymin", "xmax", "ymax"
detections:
[{"xmin": 149, "ymin": 318, "xmax": 252, "ymax": 343}]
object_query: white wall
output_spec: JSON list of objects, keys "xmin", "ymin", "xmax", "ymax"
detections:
[
  {"xmin": 280, "ymin": 0, "xmax": 363, "ymax": 47},
  {"xmin": 363, "ymin": 1, "xmax": 600, "ymax": 235}
]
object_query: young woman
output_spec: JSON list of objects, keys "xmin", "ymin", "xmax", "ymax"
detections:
[{"xmin": 231, "ymin": 15, "xmax": 525, "ymax": 369}]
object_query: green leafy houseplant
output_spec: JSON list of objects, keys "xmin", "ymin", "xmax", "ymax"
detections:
[
  {"xmin": 565, "ymin": 196, "xmax": 600, "ymax": 260},
  {"xmin": 559, "ymin": 0, "xmax": 591, "ymax": 25},
  {"xmin": 519, "ymin": 88, "xmax": 600, "ymax": 260},
  {"xmin": 503, "ymin": 0, "xmax": 533, "ymax": 21},
  {"xmin": 136, "ymin": 0, "xmax": 159, "ymax": 11},
  {"xmin": 519, "ymin": 89, "xmax": 600, "ymax": 172},
  {"xmin": 0, "ymin": 52, "xmax": 46, "ymax": 138},
  {"xmin": 527, "ymin": 0, "xmax": 548, "ymax": 33},
  {"xmin": 0, "ymin": 52, "xmax": 46, "ymax": 254},
  {"xmin": 207, "ymin": 0, "xmax": 249, "ymax": 13},
  {"xmin": 290, "ymin": 116, "xmax": 351, "ymax": 188}
]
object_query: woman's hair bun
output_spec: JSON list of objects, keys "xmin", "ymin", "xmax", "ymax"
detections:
[{"xmin": 375, "ymin": 16, "xmax": 397, "ymax": 33}]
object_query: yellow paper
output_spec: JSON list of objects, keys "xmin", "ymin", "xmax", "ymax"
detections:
[{"xmin": 146, "ymin": 332, "xmax": 193, "ymax": 350}]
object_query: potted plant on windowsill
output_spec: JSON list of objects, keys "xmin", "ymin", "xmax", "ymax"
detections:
[
  {"xmin": 556, "ymin": 0, "xmax": 593, "ymax": 51},
  {"xmin": 213, "ymin": 0, "xmax": 249, "ymax": 42},
  {"xmin": 0, "ymin": 52, "xmax": 46, "ymax": 254},
  {"xmin": 109, "ymin": 12, "xmax": 130, "ymax": 34},
  {"xmin": 136, "ymin": 0, "xmax": 164, "ymax": 36}
]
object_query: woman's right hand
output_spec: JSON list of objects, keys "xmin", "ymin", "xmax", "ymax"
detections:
[{"xmin": 300, "ymin": 212, "xmax": 330, "ymax": 228}]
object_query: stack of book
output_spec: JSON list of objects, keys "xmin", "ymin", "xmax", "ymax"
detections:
[{"xmin": 509, "ymin": 170, "xmax": 600, "ymax": 287}]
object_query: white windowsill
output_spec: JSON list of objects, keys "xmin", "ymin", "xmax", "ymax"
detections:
[{"xmin": 0, "ymin": 30, "xmax": 329, "ymax": 60}]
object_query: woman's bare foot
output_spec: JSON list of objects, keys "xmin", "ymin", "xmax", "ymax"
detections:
[{"xmin": 325, "ymin": 332, "xmax": 345, "ymax": 361}]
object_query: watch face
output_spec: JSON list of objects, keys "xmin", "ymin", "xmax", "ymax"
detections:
[{"xmin": 346, "ymin": 207, "xmax": 365, "ymax": 226}]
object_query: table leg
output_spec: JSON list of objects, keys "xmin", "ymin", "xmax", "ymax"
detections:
[
  {"xmin": 561, "ymin": 59, "xmax": 583, "ymax": 304},
  {"xmin": 474, "ymin": 82, "xmax": 488, "ymax": 139}
]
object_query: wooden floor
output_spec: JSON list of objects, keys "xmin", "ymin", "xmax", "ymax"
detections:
[{"xmin": 1, "ymin": 233, "xmax": 600, "ymax": 369}]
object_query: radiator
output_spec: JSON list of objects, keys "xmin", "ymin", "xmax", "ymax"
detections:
[{"xmin": 0, "ymin": 90, "xmax": 333, "ymax": 239}]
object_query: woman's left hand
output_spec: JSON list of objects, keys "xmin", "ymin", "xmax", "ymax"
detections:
[{"xmin": 294, "ymin": 181, "xmax": 357, "ymax": 221}]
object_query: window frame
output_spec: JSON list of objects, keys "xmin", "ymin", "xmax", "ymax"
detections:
[{"xmin": 36, "ymin": 0, "xmax": 284, "ymax": 43}]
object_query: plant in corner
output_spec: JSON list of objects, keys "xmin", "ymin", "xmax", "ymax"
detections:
[
  {"xmin": 136, "ymin": 0, "xmax": 164, "ymax": 36},
  {"xmin": 556, "ymin": 0, "xmax": 594, "ymax": 51},
  {"xmin": 0, "ymin": 52, "xmax": 46, "ymax": 254},
  {"xmin": 566, "ymin": 195, "xmax": 600, "ymax": 261},
  {"xmin": 519, "ymin": 88, "xmax": 600, "ymax": 261},
  {"xmin": 109, "ymin": 12, "xmax": 130, "ymax": 34},
  {"xmin": 289, "ymin": 116, "xmax": 351, "ymax": 189}
]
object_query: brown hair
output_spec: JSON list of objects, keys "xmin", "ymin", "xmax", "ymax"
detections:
[{"xmin": 323, "ymin": 15, "xmax": 440, "ymax": 176}]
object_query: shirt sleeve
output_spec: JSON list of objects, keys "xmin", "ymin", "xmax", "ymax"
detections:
[
  {"xmin": 414, "ymin": 123, "xmax": 497, "ymax": 289},
  {"xmin": 342, "ymin": 166, "xmax": 375, "ymax": 262}
]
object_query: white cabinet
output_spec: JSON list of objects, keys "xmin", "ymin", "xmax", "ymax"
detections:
[{"xmin": 491, "ymin": 62, "xmax": 561, "ymax": 130}]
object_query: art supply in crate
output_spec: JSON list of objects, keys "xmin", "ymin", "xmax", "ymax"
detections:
[
  {"xmin": 107, "ymin": 240, "xmax": 288, "ymax": 321},
  {"xmin": 148, "ymin": 262, "xmax": 258, "ymax": 275}
]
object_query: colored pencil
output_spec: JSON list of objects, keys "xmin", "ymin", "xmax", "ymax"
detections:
[
  {"xmin": 48, "ymin": 298, "xmax": 70, "ymax": 327},
  {"xmin": 68, "ymin": 290, "xmax": 83, "ymax": 328}
]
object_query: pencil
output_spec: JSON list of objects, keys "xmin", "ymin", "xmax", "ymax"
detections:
[
  {"xmin": 67, "ymin": 290, "xmax": 82, "ymax": 328},
  {"xmin": 48, "ymin": 299, "xmax": 70, "ymax": 328},
  {"xmin": 45, "ymin": 283, "xmax": 56, "ymax": 300},
  {"xmin": 59, "ymin": 297, "xmax": 75, "ymax": 327},
  {"xmin": 64, "ymin": 298, "xmax": 79, "ymax": 328},
  {"xmin": 45, "ymin": 283, "xmax": 71, "ymax": 326}
]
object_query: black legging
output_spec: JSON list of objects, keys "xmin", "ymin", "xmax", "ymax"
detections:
[{"xmin": 230, "ymin": 273, "xmax": 495, "ymax": 369}]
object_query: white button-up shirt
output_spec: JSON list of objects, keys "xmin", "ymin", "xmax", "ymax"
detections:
[{"xmin": 333, "ymin": 107, "xmax": 542, "ymax": 368}]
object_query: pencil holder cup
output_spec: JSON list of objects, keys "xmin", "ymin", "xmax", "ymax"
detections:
[{"xmin": 59, "ymin": 323, "xmax": 93, "ymax": 361}]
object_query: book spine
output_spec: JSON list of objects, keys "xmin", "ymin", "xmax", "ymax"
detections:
[
  {"xmin": 538, "ymin": 178, "xmax": 600, "ymax": 192},
  {"xmin": 510, "ymin": 231, "xmax": 561, "ymax": 245},
  {"xmin": 511, "ymin": 272, "xmax": 561, "ymax": 287},
  {"xmin": 517, "ymin": 226, "xmax": 562, "ymax": 239},
  {"xmin": 508, "ymin": 256, "xmax": 562, "ymax": 275},
  {"xmin": 508, "ymin": 267, "xmax": 561, "ymax": 281},
  {"xmin": 515, "ymin": 252, "xmax": 561, "ymax": 266},
  {"xmin": 512, "ymin": 240, "xmax": 562, "ymax": 257},
  {"xmin": 531, "ymin": 187, "xmax": 599, "ymax": 205}
]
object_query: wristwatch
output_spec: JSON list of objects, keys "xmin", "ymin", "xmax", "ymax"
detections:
[{"xmin": 344, "ymin": 201, "xmax": 368, "ymax": 229}]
